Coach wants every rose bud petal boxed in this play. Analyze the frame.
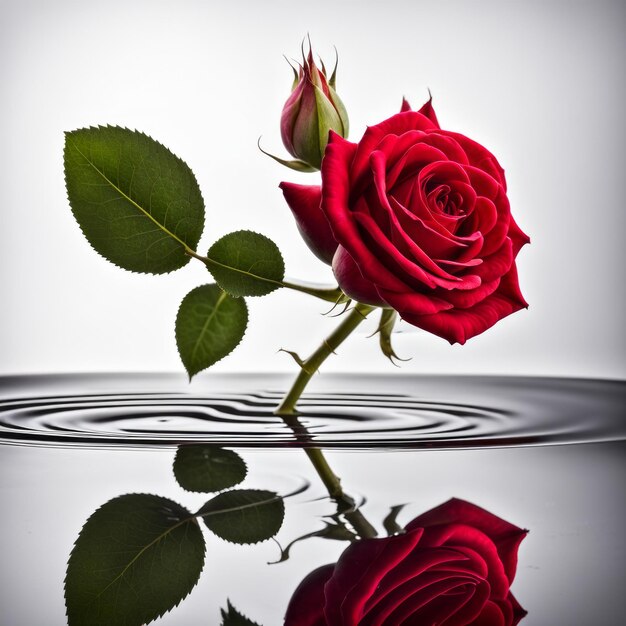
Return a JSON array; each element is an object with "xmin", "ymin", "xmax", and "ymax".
[
  {"xmin": 279, "ymin": 182, "xmax": 338, "ymax": 264},
  {"xmin": 284, "ymin": 564, "xmax": 333, "ymax": 626},
  {"xmin": 279, "ymin": 43, "xmax": 349, "ymax": 170}
]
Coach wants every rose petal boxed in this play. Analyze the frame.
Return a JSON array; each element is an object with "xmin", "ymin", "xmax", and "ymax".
[
  {"xmin": 473, "ymin": 239, "xmax": 514, "ymax": 284},
  {"xmin": 363, "ymin": 547, "xmax": 473, "ymax": 614},
  {"xmin": 508, "ymin": 215, "xmax": 531, "ymax": 256},
  {"xmin": 445, "ymin": 131, "xmax": 508, "ymax": 190},
  {"xmin": 391, "ymin": 195, "xmax": 484, "ymax": 262},
  {"xmin": 333, "ymin": 245, "xmax": 386, "ymax": 306},
  {"xmin": 380, "ymin": 577, "xmax": 490, "ymax": 626},
  {"xmin": 324, "ymin": 529, "xmax": 424, "ymax": 625},
  {"xmin": 400, "ymin": 97, "xmax": 412, "ymax": 113},
  {"xmin": 353, "ymin": 211, "xmax": 482, "ymax": 290},
  {"xmin": 379, "ymin": 288, "xmax": 453, "ymax": 316},
  {"xmin": 322, "ymin": 134, "xmax": 425, "ymax": 294},
  {"xmin": 284, "ymin": 563, "xmax": 334, "ymax": 626},
  {"xmin": 417, "ymin": 94, "xmax": 441, "ymax": 129},
  {"xmin": 407, "ymin": 498, "xmax": 528, "ymax": 584},
  {"xmin": 467, "ymin": 600, "xmax": 507, "ymax": 626},
  {"xmin": 370, "ymin": 151, "xmax": 465, "ymax": 283},
  {"xmin": 507, "ymin": 592, "xmax": 528, "ymax": 626},
  {"xmin": 351, "ymin": 112, "xmax": 439, "ymax": 183},
  {"xmin": 280, "ymin": 79, "xmax": 306, "ymax": 154},
  {"xmin": 385, "ymin": 136, "xmax": 449, "ymax": 190},
  {"xmin": 419, "ymin": 524, "xmax": 509, "ymax": 600},
  {"xmin": 400, "ymin": 264, "xmax": 528, "ymax": 344},
  {"xmin": 279, "ymin": 182, "xmax": 338, "ymax": 264},
  {"xmin": 463, "ymin": 196, "xmax": 498, "ymax": 238},
  {"xmin": 422, "ymin": 131, "xmax": 470, "ymax": 165},
  {"xmin": 430, "ymin": 278, "xmax": 501, "ymax": 310}
]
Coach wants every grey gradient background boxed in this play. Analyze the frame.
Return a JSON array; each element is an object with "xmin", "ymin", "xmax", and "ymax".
[{"xmin": 1, "ymin": 0, "xmax": 624, "ymax": 378}]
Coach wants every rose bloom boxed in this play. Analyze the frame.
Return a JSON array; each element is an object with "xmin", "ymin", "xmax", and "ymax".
[
  {"xmin": 285, "ymin": 498, "xmax": 527, "ymax": 626},
  {"xmin": 280, "ymin": 98, "xmax": 529, "ymax": 344}
]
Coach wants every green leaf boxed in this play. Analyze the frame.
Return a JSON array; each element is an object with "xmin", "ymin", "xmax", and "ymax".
[
  {"xmin": 65, "ymin": 494, "xmax": 205, "ymax": 626},
  {"xmin": 175, "ymin": 284, "xmax": 248, "ymax": 379},
  {"xmin": 198, "ymin": 489, "xmax": 285, "ymax": 544},
  {"xmin": 206, "ymin": 230, "xmax": 285, "ymax": 297},
  {"xmin": 173, "ymin": 445, "xmax": 247, "ymax": 493},
  {"xmin": 220, "ymin": 600, "xmax": 262, "ymax": 626},
  {"xmin": 64, "ymin": 126, "xmax": 204, "ymax": 274}
]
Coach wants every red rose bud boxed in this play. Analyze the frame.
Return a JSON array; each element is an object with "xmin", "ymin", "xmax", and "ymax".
[{"xmin": 280, "ymin": 44, "xmax": 349, "ymax": 170}]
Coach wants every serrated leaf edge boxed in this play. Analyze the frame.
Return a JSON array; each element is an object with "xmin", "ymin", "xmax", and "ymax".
[
  {"xmin": 205, "ymin": 229, "xmax": 286, "ymax": 298},
  {"xmin": 64, "ymin": 125, "xmax": 205, "ymax": 276},
  {"xmin": 198, "ymin": 489, "xmax": 285, "ymax": 546},
  {"xmin": 174, "ymin": 284, "xmax": 249, "ymax": 380},
  {"xmin": 220, "ymin": 599, "xmax": 262, "ymax": 626},
  {"xmin": 64, "ymin": 492, "xmax": 206, "ymax": 626},
  {"xmin": 172, "ymin": 446, "xmax": 249, "ymax": 494}
]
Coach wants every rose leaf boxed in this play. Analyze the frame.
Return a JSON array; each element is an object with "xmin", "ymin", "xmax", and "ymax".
[
  {"xmin": 173, "ymin": 445, "xmax": 248, "ymax": 493},
  {"xmin": 198, "ymin": 489, "xmax": 285, "ymax": 544},
  {"xmin": 64, "ymin": 126, "xmax": 205, "ymax": 274},
  {"xmin": 220, "ymin": 600, "xmax": 262, "ymax": 626},
  {"xmin": 64, "ymin": 494, "xmax": 205, "ymax": 626},
  {"xmin": 175, "ymin": 284, "xmax": 248, "ymax": 379},
  {"xmin": 205, "ymin": 230, "xmax": 285, "ymax": 297}
]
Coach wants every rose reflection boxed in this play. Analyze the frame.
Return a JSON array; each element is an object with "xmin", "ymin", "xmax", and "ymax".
[
  {"xmin": 65, "ymin": 443, "xmax": 528, "ymax": 625},
  {"xmin": 285, "ymin": 499, "xmax": 527, "ymax": 626}
]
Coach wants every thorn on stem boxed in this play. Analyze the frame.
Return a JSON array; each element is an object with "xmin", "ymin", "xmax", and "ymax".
[
  {"xmin": 322, "ymin": 340, "xmax": 337, "ymax": 355},
  {"xmin": 278, "ymin": 348, "xmax": 305, "ymax": 368}
]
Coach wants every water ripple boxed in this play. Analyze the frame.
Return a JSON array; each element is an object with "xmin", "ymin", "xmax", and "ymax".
[{"xmin": 0, "ymin": 374, "xmax": 623, "ymax": 450}]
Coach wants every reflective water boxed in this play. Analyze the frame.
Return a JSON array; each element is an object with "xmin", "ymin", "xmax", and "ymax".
[
  {"xmin": 0, "ymin": 374, "xmax": 624, "ymax": 625},
  {"xmin": 1, "ymin": 374, "xmax": 623, "ymax": 449}
]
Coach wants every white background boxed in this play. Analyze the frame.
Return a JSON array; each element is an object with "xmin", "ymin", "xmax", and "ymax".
[{"xmin": 1, "ymin": 0, "xmax": 624, "ymax": 378}]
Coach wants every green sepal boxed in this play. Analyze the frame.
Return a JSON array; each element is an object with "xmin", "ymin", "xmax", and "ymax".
[
  {"xmin": 314, "ymin": 83, "xmax": 343, "ymax": 159},
  {"xmin": 374, "ymin": 309, "xmax": 410, "ymax": 365},
  {"xmin": 257, "ymin": 139, "xmax": 317, "ymax": 172},
  {"xmin": 383, "ymin": 504, "xmax": 407, "ymax": 536}
]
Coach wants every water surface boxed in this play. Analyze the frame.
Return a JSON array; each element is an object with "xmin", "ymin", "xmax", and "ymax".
[{"xmin": 0, "ymin": 374, "xmax": 624, "ymax": 626}]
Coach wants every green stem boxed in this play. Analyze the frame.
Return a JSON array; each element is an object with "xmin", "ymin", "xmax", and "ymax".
[
  {"xmin": 189, "ymin": 244, "xmax": 377, "ymax": 537},
  {"xmin": 275, "ymin": 302, "xmax": 378, "ymax": 539},
  {"xmin": 281, "ymin": 278, "xmax": 348, "ymax": 305},
  {"xmin": 275, "ymin": 303, "xmax": 374, "ymax": 415},
  {"xmin": 186, "ymin": 249, "xmax": 347, "ymax": 304}
]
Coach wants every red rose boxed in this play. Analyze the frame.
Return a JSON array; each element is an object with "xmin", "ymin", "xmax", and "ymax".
[
  {"xmin": 280, "ymin": 98, "xmax": 529, "ymax": 344},
  {"xmin": 284, "ymin": 498, "xmax": 527, "ymax": 626}
]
